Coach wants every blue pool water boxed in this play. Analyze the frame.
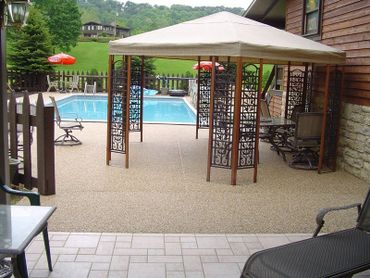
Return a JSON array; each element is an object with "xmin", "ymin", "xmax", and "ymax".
[{"xmin": 56, "ymin": 95, "xmax": 196, "ymax": 124}]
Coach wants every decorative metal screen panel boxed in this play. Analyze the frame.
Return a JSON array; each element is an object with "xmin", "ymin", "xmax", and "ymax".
[
  {"xmin": 210, "ymin": 64, "xmax": 236, "ymax": 169},
  {"xmin": 198, "ymin": 71, "xmax": 211, "ymax": 128},
  {"xmin": 305, "ymin": 70, "xmax": 313, "ymax": 112},
  {"xmin": 110, "ymin": 60, "xmax": 127, "ymax": 154},
  {"xmin": 287, "ymin": 69, "xmax": 305, "ymax": 118},
  {"xmin": 324, "ymin": 68, "xmax": 342, "ymax": 170},
  {"xmin": 238, "ymin": 64, "xmax": 259, "ymax": 169},
  {"xmin": 130, "ymin": 65, "xmax": 142, "ymax": 132}
]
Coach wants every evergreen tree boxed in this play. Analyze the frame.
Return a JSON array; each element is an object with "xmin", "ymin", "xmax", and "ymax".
[
  {"xmin": 8, "ymin": 7, "xmax": 54, "ymax": 73},
  {"xmin": 35, "ymin": 0, "xmax": 82, "ymax": 52}
]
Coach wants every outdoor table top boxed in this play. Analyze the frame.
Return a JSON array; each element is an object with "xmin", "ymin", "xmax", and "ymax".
[
  {"xmin": 0, "ymin": 205, "xmax": 56, "ymax": 255},
  {"xmin": 260, "ymin": 117, "xmax": 295, "ymax": 127}
]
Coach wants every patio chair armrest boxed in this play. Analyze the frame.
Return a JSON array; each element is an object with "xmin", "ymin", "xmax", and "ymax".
[
  {"xmin": 62, "ymin": 112, "xmax": 83, "ymax": 122},
  {"xmin": 313, "ymin": 203, "xmax": 362, "ymax": 237},
  {"xmin": 0, "ymin": 184, "xmax": 40, "ymax": 206}
]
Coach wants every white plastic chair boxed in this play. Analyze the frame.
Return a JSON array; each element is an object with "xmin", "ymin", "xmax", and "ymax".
[
  {"xmin": 84, "ymin": 82, "xmax": 96, "ymax": 95},
  {"xmin": 69, "ymin": 75, "xmax": 79, "ymax": 93},
  {"xmin": 46, "ymin": 75, "xmax": 59, "ymax": 92}
]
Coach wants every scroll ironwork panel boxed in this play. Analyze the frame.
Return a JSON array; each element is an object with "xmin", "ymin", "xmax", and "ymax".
[
  {"xmin": 305, "ymin": 70, "xmax": 313, "ymax": 112},
  {"xmin": 198, "ymin": 71, "xmax": 211, "ymax": 128},
  {"xmin": 287, "ymin": 69, "xmax": 305, "ymax": 119},
  {"xmin": 110, "ymin": 60, "xmax": 128, "ymax": 154},
  {"xmin": 323, "ymin": 69, "xmax": 342, "ymax": 171},
  {"xmin": 210, "ymin": 64, "xmax": 236, "ymax": 169},
  {"xmin": 130, "ymin": 65, "xmax": 142, "ymax": 132},
  {"xmin": 238, "ymin": 64, "xmax": 259, "ymax": 169}
]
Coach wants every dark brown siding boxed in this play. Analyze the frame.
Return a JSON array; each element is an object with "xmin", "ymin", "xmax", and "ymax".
[{"xmin": 286, "ymin": 0, "xmax": 370, "ymax": 106}]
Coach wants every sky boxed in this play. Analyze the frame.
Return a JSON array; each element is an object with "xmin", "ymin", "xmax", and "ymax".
[{"xmin": 121, "ymin": 0, "xmax": 253, "ymax": 9}]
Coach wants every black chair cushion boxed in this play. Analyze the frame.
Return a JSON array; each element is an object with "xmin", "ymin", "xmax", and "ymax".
[{"xmin": 241, "ymin": 229, "xmax": 370, "ymax": 278}]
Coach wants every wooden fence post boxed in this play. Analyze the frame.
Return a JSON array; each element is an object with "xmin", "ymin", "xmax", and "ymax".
[
  {"xmin": 36, "ymin": 93, "xmax": 55, "ymax": 195},
  {"xmin": 22, "ymin": 93, "xmax": 32, "ymax": 190},
  {"xmin": 8, "ymin": 94, "xmax": 17, "ymax": 160}
]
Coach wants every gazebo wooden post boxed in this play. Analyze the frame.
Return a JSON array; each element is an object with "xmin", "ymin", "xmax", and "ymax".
[
  {"xmin": 230, "ymin": 57, "xmax": 243, "ymax": 185},
  {"xmin": 206, "ymin": 56, "xmax": 216, "ymax": 182},
  {"xmin": 106, "ymin": 55, "xmax": 114, "ymax": 165},
  {"xmin": 318, "ymin": 65, "xmax": 331, "ymax": 173},
  {"xmin": 284, "ymin": 61, "xmax": 291, "ymax": 119},
  {"xmin": 332, "ymin": 65, "xmax": 346, "ymax": 171},
  {"xmin": 254, "ymin": 60, "xmax": 263, "ymax": 183},
  {"xmin": 140, "ymin": 56, "xmax": 145, "ymax": 142},
  {"xmin": 125, "ymin": 55, "xmax": 132, "ymax": 168},
  {"xmin": 196, "ymin": 56, "xmax": 201, "ymax": 139}
]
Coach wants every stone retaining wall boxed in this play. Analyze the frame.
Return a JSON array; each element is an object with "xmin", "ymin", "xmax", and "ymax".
[{"xmin": 338, "ymin": 103, "xmax": 370, "ymax": 182}]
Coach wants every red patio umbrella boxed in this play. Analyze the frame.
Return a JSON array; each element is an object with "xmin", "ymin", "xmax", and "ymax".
[
  {"xmin": 48, "ymin": 53, "xmax": 76, "ymax": 65},
  {"xmin": 192, "ymin": 61, "xmax": 225, "ymax": 72},
  {"xmin": 48, "ymin": 53, "xmax": 76, "ymax": 92}
]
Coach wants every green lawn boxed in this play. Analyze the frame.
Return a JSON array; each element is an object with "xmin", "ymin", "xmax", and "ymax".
[
  {"xmin": 54, "ymin": 42, "xmax": 108, "ymax": 73},
  {"xmin": 53, "ymin": 42, "xmax": 273, "ymax": 80},
  {"xmin": 154, "ymin": 59, "xmax": 196, "ymax": 76},
  {"xmin": 55, "ymin": 42, "xmax": 197, "ymax": 75}
]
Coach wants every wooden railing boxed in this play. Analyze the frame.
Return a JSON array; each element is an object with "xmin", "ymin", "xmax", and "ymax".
[
  {"xmin": 7, "ymin": 70, "xmax": 196, "ymax": 93},
  {"xmin": 8, "ymin": 93, "xmax": 55, "ymax": 195}
]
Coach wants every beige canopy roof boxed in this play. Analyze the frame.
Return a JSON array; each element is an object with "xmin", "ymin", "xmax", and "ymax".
[{"xmin": 109, "ymin": 11, "xmax": 345, "ymax": 65}]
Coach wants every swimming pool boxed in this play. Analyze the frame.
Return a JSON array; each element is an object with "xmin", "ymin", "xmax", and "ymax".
[{"xmin": 55, "ymin": 95, "xmax": 196, "ymax": 124}]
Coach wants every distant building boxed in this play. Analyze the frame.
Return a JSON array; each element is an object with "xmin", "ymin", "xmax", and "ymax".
[{"xmin": 81, "ymin": 22, "xmax": 130, "ymax": 38}]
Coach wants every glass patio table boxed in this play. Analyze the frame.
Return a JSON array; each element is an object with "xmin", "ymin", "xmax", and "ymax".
[{"xmin": 0, "ymin": 205, "xmax": 56, "ymax": 278}]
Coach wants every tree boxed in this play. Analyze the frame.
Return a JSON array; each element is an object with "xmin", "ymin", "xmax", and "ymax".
[
  {"xmin": 35, "ymin": 0, "xmax": 82, "ymax": 52},
  {"xmin": 8, "ymin": 7, "xmax": 54, "ymax": 73},
  {"xmin": 131, "ymin": 56, "xmax": 156, "ymax": 76}
]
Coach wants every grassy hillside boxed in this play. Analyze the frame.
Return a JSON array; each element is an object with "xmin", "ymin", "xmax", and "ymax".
[
  {"xmin": 55, "ymin": 42, "xmax": 196, "ymax": 75},
  {"xmin": 54, "ymin": 42, "xmax": 108, "ymax": 72},
  {"xmin": 54, "ymin": 42, "xmax": 273, "ymax": 85},
  {"xmin": 155, "ymin": 59, "xmax": 195, "ymax": 76}
]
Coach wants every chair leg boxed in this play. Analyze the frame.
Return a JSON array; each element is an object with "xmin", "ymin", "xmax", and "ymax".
[
  {"xmin": 55, "ymin": 129, "xmax": 82, "ymax": 146},
  {"xmin": 42, "ymin": 226, "xmax": 53, "ymax": 271}
]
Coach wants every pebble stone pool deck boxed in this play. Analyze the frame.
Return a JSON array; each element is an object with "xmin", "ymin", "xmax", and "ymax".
[{"xmin": 21, "ymin": 93, "xmax": 370, "ymax": 277}]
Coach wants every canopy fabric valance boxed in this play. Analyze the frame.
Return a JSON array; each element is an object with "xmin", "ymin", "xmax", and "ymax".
[{"xmin": 109, "ymin": 12, "xmax": 345, "ymax": 65}]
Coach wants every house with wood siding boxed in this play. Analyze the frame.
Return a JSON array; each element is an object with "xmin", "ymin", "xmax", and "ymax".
[
  {"xmin": 244, "ymin": 0, "xmax": 370, "ymax": 182},
  {"xmin": 81, "ymin": 22, "xmax": 130, "ymax": 38}
]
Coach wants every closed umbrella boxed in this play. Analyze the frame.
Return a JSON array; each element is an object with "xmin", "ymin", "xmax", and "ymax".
[
  {"xmin": 48, "ymin": 53, "xmax": 76, "ymax": 92},
  {"xmin": 192, "ymin": 61, "xmax": 225, "ymax": 72}
]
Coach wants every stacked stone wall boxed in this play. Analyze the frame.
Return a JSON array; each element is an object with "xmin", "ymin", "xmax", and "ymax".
[{"xmin": 338, "ymin": 103, "xmax": 370, "ymax": 182}]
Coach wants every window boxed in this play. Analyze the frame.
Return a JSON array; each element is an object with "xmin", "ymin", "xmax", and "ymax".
[{"xmin": 303, "ymin": 0, "xmax": 321, "ymax": 35}]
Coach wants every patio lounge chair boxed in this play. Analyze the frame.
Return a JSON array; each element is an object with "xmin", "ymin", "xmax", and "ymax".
[
  {"xmin": 49, "ymin": 96, "xmax": 84, "ymax": 146},
  {"xmin": 69, "ymin": 75, "xmax": 79, "ymax": 93},
  {"xmin": 0, "ymin": 183, "xmax": 53, "ymax": 273},
  {"xmin": 240, "ymin": 187, "xmax": 370, "ymax": 278},
  {"xmin": 46, "ymin": 75, "xmax": 59, "ymax": 92},
  {"xmin": 83, "ymin": 81, "xmax": 96, "ymax": 95}
]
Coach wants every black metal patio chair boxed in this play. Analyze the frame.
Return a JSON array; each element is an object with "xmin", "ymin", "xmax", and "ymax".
[
  {"xmin": 49, "ymin": 96, "xmax": 84, "ymax": 146},
  {"xmin": 240, "ymin": 188, "xmax": 370, "ymax": 278},
  {"xmin": 286, "ymin": 112, "xmax": 322, "ymax": 169}
]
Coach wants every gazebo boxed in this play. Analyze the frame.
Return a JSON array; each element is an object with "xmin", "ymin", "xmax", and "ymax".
[{"xmin": 106, "ymin": 12, "xmax": 346, "ymax": 185}]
